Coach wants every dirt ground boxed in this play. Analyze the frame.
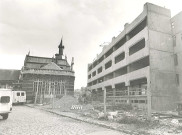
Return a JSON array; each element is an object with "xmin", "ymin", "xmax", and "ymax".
[{"xmin": 41, "ymin": 97, "xmax": 182, "ymax": 135}]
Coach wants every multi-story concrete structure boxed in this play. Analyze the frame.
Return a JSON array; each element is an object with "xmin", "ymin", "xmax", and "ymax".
[{"xmin": 87, "ymin": 3, "xmax": 182, "ymax": 111}]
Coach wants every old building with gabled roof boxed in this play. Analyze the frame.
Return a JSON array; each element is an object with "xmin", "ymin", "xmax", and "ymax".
[{"xmin": 20, "ymin": 38, "xmax": 75, "ymax": 102}]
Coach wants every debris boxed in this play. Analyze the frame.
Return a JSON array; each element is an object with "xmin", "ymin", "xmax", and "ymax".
[
  {"xmin": 43, "ymin": 95, "xmax": 78, "ymax": 111},
  {"xmin": 171, "ymin": 119, "xmax": 179, "ymax": 126},
  {"xmin": 98, "ymin": 112, "xmax": 105, "ymax": 119},
  {"xmin": 154, "ymin": 116, "xmax": 159, "ymax": 121},
  {"xmin": 108, "ymin": 111, "xmax": 118, "ymax": 117},
  {"xmin": 108, "ymin": 115, "xmax": 114, "ymax": 121}
]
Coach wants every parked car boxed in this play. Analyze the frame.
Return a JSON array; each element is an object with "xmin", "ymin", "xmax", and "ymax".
[
  {"xmin": 0, "ymin": 88, "xmax": 13, "ymax": 120},
  {"xmin": 12, "ymin": 91, "xmax": 26, "ymax": 104}
]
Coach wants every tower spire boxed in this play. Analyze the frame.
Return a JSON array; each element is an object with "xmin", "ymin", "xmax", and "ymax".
[
  {"xmin": 58, "ymin": 36, "xmax": 64, "ymax": 56},
  {"xmin": 55, "ymin": 36, "xmax": 65, "ymax": 60}
]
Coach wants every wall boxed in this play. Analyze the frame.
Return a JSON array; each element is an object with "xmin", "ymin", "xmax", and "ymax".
[
  {"xmin": 22, "ymin": 74, "xmax": 75, "ymax": 102},
  {"xmin": 147, "ymin": 3, "xmax": 178, "ymax": 110},
  {"xmin": 171, "ymin": 12, "xmax": 182, "ymax": 101}
]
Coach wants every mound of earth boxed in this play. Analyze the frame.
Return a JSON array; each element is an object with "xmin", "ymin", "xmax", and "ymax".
[{"xmin": 43, "ymin": 95, "xmax": 79, "ymax": 111}]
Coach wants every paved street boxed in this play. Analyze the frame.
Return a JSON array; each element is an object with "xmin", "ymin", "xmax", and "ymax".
[{"xmin": 0, "ymin": 106, "xmax": 126, "ymax": 135}]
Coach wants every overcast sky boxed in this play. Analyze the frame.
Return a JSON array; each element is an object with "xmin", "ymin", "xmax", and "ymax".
[{"xmin": 0, "ymin": 0, "xmax": 181, "ymax": 89}]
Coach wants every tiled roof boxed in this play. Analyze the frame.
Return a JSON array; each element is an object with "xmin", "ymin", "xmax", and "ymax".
[
  {"xmin": 24, "ymin": 55, "xmax": 70, "ymax": 69},
  {"xmin": 40, "ymin": 62, "xmax": 62, "ymax": 70},
  {"xmin": 0, "ymin": 69, "xmax": 20, "ymax": 81}
]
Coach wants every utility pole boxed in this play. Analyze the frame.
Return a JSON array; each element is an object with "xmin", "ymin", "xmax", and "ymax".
[
  {"xmin": 34, "ymin": 79, "xmax": 39, "ymax": 105},
  {"xmin": 51, "ymin": 82, "xmax": 54, "ymax": 109},
  {"xmin": 64, "ymin": 82, "xmax": 67, "ymax": 95},
  {"xmin": 147, "ymin": 78, "xmax": 151, "ymax": 120},
  {"xmin": 103, "ymin": 88, "xmax": 106, "ymax": 116},
  {"xmin": 53, "ymin": 81, "xmax": 55, "ymax": 108},
  {"xmin": 40, "ymin": 81, "xmax": 43, "ymax": 104}
]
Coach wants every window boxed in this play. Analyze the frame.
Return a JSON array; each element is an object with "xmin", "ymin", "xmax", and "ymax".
[
  {"xmin": 114, "ymin": 36, "xmax": 126, "ymax": 51},
  {"xmin": 114, "ymin": 66, "xmax": 127, "ymax": 77},
  {"xmin": 88, "ymin": 65, "xmax": 92, "ymax": 71},
  {"xmin": 139, "ymin": 100, "xmax": 146, "ymax": 104},
  {"xmin": 105, "ymin": 48, "xmax": 113, "ymax": 58},
  {"xmin": 128, "ymin": 17, "xmax": 147, "ymax": 40},
  {"xmin": 129, "ymin": 56, "xmax": 149, "ymax": 72},
  {"xmin": 97, "ymin": 67, "xmax": 102, "ymax": 74},
  {"xmin": 88, "ymin": 74, "xmax": 91, "ymax": 79},
  {"xmin": 115, "ymin": 52, "xmax": 125, "ymax": 64},
  {"xmin": 93, "ymin": 80, "xmax": 97, "ymax": 85},
  {"xmin": 174, "ymin": 54, "xmax": 178, "ymax": 66},
  {"xmin": 17, "ymin": 92, "xmax": 20, "ymax": 96},
  {"xmin": 0, "ymin": 96, "xmax": 10, "ymax": 103},
  {"xmin": 104, "ymin": 73, "xmax": 113, "ymax": 81},
  {"xmin": 105, "ymin": 60, "xmax": 112, "ymax": 69},
  {"xmin": 98, "ymin": 56, "xmax": 104, "ymax": 64},
  {"xmin": 98, "ymin": 77, "xmax": 104, "ymax": 83},
  {"xmin": 129, "ymin": 38, "xmax": 145, "ymax": 56},
  {"xmin": 93, "ymin": 60, "xmax": 98, "ymax": 68},
  {"xmin": 21, "ymin": 92, "xmax": 25, "ymax": 96},
  {"xmin": 92, "ymin": 71, "xmax": 96, "ymax": 77},
  {"xmin": 134, "ymin": 100, "xmax": 138, "ymax": 103}
]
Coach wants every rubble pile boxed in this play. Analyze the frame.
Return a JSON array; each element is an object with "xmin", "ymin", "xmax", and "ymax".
[
  {"xmin": 43, "ymin": 95, "xmax": 79, "ymax": 111},
  {"xmin": 55, "ymin": 95, "xmax": 79, "ymax": 111}
]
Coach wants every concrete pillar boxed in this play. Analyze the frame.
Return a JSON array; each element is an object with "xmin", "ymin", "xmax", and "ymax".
[
  {"xmin": 127, "ymin": 86, "xmax": 130, "ymax": 103},
  {"xmin": 113, "ymin": 88, "xmax": 116, "ymax": 104},
  {"xmin": 113, "ymin": 71, "xmax": 116, "ymax": 78},
  {"xmin": 103, "ymin": 88, "xmax": 107, "ymax": 115},
  {"xmin": 126, "ymin": 65, "xmax": 130, "ymax": 104},
  {"xmin": 147, "ymin": 78, "xmax": 151, "ymax": 120},
  {"xmin": 126, "ymin": 81, "xmax": 130, "ymax": 104}
]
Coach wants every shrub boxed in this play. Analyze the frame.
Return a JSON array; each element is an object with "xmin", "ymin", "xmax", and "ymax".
[{"xmin": 118, "ymin": 115, "xmax": 151, "ymax": 128}]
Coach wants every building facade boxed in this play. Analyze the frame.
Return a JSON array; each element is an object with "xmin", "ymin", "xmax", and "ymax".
[
  {"xmin": 87, "ymin": 3, "xmax": 182, "ymax": 111},
  {"xmin": 0, "ymin": 69, "xmax": 20, "ymax": 89},
  {"xmin": 20, "ymin": 39, "xmax": 75, "ymax": 102}
]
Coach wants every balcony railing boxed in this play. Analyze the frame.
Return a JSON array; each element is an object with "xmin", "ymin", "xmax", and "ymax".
[
  {"xmin": 106, "ymin": 88, "xmax": 147, "ymax": 98},
  {"xmin": 129, "ymin": 88, "xmax": 147, "ymax": 96}
]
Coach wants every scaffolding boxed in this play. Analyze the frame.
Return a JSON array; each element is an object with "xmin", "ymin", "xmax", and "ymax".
[{"xmin": 33, "ymin": 79, "xmax": 66, "ymax": 106}]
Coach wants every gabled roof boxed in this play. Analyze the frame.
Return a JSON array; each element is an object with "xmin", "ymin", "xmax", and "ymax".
[
  {"xmin": 24, "ymin": 55, "xmax": 70, "ymax": 69},
  {"xmin": 40, "ymin": 62, "xmax": 62, "ymax": 70},
  {"xmin": 0, "ymin": 69, "xmax": 20, "ymax": 81}
]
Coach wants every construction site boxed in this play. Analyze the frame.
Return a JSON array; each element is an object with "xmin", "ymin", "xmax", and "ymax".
[
  {"xmin": 19, "ymin": 4, "xmax": 182, "ymax": 134},
  {"xmin": 0, "ymin": 2, "xmax": 182, "ymax": 135}
]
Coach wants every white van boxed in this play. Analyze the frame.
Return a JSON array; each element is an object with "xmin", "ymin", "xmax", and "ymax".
[
  {"xmin": 12, "ymin": 91, "xmax": 26, "ymax": 104},
  {"xmin": 0, "ymin": 89, "xmax": 12, "ymax": 120}
]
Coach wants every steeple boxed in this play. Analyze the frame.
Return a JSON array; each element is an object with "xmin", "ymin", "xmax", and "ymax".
[
  {"xmin": 58, "ymin": 37, "xmax": 64, "ymax": 56},
  {"xmin": 71, "ymin": 57, "xmax": 74, "ymax": 71},
  {"xmin": 55, "ymin": 37, "xmax": 64, "ymax": 60}
]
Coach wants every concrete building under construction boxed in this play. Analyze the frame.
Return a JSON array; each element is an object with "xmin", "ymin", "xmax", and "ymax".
[
  {"xmin": 87, "ymin": 3, "xmax": 182, "ymax": 111},
  {"xmin": 20, "ymin": 39, "xmax": 75, "ymax": 102}
]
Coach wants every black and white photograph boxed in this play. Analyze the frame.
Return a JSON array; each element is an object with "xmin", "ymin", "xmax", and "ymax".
[{"xmin": 0, "ymin": 0, "xmax": 182, "ymax": 134}]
